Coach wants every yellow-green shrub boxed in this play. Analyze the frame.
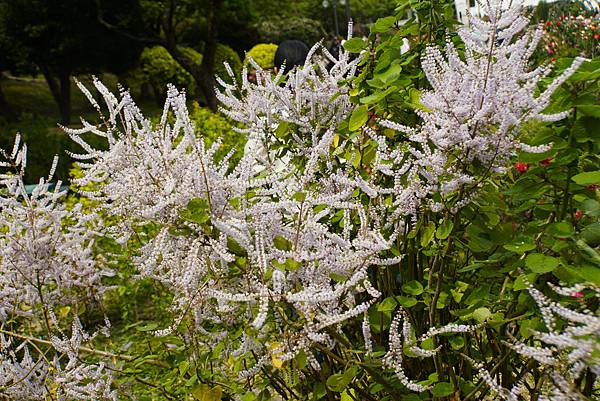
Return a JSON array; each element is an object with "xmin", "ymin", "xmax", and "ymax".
[{"xmin": 244, "ymin": 43, "xmax": 278, "ymax": 70}]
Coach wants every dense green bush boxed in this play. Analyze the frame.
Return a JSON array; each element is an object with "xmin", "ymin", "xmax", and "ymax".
[
  {"xmin": 244, "ymin": 43, "xmax": 278, "ymax": 69},
  {"xmin": 214, "ymin": 43, "xmax": 243, "ymax": 83},
  {"xmin": 134, "ymin": 44, "xmax": 240, "ymax": 101},
  {"xmin": 254, "ymin": 16, "xmax": 325, "ymax": 46},
  {"xmin": 136, "ymin": 45, "xmax": 202, "ymax": 101}
]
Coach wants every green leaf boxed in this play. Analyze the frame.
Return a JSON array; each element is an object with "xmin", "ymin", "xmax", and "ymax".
[
  {"xmin": 375, "ymin": 64, "xmax": 402, "ymax": 84},
  {"xmin": 191, "ymin": 384, "xmax": 222, "ymax": 401},
  {"xmin": 275, "ymin": 121, "xmax": 289, "ymax": 138},
  {"xmin": 473, "ymin": 307, "xmax": 491, "ymax": 323},
  {"xmin": 581, "ymin": 199, "xmax": 600, "ymax": 217},
  {"xmin": 464, "ymin": 285, "xmax": 489, "ymax": 306},
  {"xmin": 377, "ymin": 296, "xmax": 398, "ymax": 312},
  {"xmin": 402, "ymin": 280, "xmax": 424, "ymax": 296},
  {"xmin": 421, "ymin": 337, "xmax": 434, "ymax": 350},
  {"xmin": 296, "ymin": 349, "xmax": 307, "ymax": 370},
  {"xmin": 241, "ymin": 392, "xmax": 256, "ymax": 401},
  {"xmin": 371, "ymin": 16, "xmax": 396, "ymax": 32},
  {"xmin": 572, "ymin": 171, "xmax": 600, "ymax": 185},
  {"xmin": 292, "ymin": 191, "xmax": 307, "ymax": 202},
  {"xmin": 436, "ymin": 291, "xmax": 449, "ymax": 309},
  {"xmin": 343, "ymin": 37, "xmax": 367, "ymax": 53},
  {"xmin": 283, "ymin": 258, "xmax": 301, "ymax": 271},
  {"xmin": 313, "ymin": 382, "xmax": 327, "ymax": 400},
  {"xmin": 577, "ymin": 264, "xmax": 600, "ymax": 285},
  {"xmin": 273, "ymin": 235, "xmax": 292, "ymax": 251},
  {"xmin": 578, "ymin": 105, "xmax": 600, "ymax": 118},
  {"xmin": 227, "ymin": 237, "xmax": 247, "ymax": 256},
  {"xmin": 360, "ymin": 87, "xmax": 395, "ymax": 104},
  {"xmin": 186, "ymin": 374, "xmax": 198, "ymax": 386},
  {"xmin": 450, "ymin": 281, "xmax": 469, "ymax": 302},
  {"xmin": 397, "ymin": 295, "xmax": 418, "ymax": 307},
  {"xmin": 326, "ymin": 366, "xmax": 356, "ymax": 392},
  {"xmin": 431, "ymin": 382, "xmax": 454, "ymax": 398},
  {"xmin": 136, "ymin": 323, "xmax": 158, "ymax": 332},
  {"xmin": 181, "ymin": 197, "xmax": 210, "ymax": 224},
  {"xmin": 525, "ymin": 253, "xmax": 559, "ymax": 273},
  {"xmin": 341, "ymin": 389, "xmax": 356, "ymax": 401},
  {"xmin": 366, "ymin": 78, "xmax": 386, "ymax": 88},
  {"xmin": 575, "ymin": 240, "xmax": 600, "ymax": 267},
  {"xmin": 349, "ymin": 105, "xmax": 368, "ymax": 131},
  {"xmin": 581, "ymin": 223, "xmax": 600, "ymax": 246},
  {"xmin": 421, "ymin": 221, "xmax": 436, "ymax": 247},
  {"xmin": 547, "ymin": 221, "xmax": 574, "ymax": 238},
  {"xmin": 449, "ymin": 336, "xmax": 465, "ymax": 350},
  {"xmin": 466, "ymin": 225, "xmax": 493, "ymax": 252},
  {"xmin": 514, "ymin": 274, "xmax": 536, "ymax": 291},
  {"xmin": 504, "ymin": 239, "xmax": 536, "ymax": 254},
  {"xmin": 179, "ymin": 361, "xmax": 189, "ymax": 376},
  {"xmin": 436, "ymin": 219, "xmax": 454, "ymax": 240}
]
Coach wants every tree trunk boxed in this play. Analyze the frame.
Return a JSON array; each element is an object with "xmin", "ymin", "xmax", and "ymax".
[
  {"xmin": 97, "ymin": 0, "xmax": 223, "ymax": 110},
  {"xmin": 163, "ymin": 0, "xmax": 223, "ymax": 111},
  {"xmin": 58, "ymin": 72, "xmax": 71, "ymax": 125},
  {"xmin": 198, "ymin": 0, "xmax": 223, "ymax": 111},
  {"xmin": 140, "ymin": 81, "xmax": 152, "ymax": 100},
  {"xmin": 41, "ymin": 67, "xmax": 71, "ymax": 125}
]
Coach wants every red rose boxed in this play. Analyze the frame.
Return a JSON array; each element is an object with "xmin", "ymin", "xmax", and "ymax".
[
  {"xmin": 575, "ymin": 210, "xmax": 583, "ymax": 220},
  {"xmin": 515, "ymin": 161, "xmax": 529, "ymax": 173},
  {"xmin": 595, "ymin": 33, "xmax": 599, "ymax": 40}
]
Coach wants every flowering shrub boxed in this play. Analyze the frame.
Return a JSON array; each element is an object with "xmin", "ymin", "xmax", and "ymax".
[
  {"xmin": 1, "ymin": 1, "xmax": 599, "ymax": 400},
  {"xmin": 541, "ymin": 13, "xmax": 600, "ymax": 61},
  {"xmin": 0, "ymin": 136, "xmax": 116, "ymax": 400}
]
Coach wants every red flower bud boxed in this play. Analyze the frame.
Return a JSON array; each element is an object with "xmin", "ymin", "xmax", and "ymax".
[
  {"xmin": 575, "ymin": 210, "xmax": 583, "ymax": 220},
  {"xmin": 540, "ymin": 157, "xmax": 553, "ymax": 166},
  {"xmin": 515, "ymin": 161, "xmax": 529, "ymax": 173},
  {"xmin": 587, "ymin": 184, "xmax": 598, "ymax": 191}
]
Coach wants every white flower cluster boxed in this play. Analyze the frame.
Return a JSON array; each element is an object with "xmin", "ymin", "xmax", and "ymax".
[
  {"xmin": 68, "ymin": 62, "xmax": 396, "ymax": 374},
  {"xmin": 368, "ymin": 1, "xmax": 585, "ymax": 224},
  {"xmin": 461, "ymin": 282, "xmax": 600, "ymax": 401},
  {"xmin": 0, "ymin": 319, "xmax": 116, "ymax": 401},
  {"xmin": 216, "ymin": 27, "xmax": 361, "ymax": 173},
  {"xmin": 383, "ymin": 309, "xmax": 478, "ymax": 392},
  {"xmin": 512, "ymin": 284, "xmax": 599, "ymax": 400},
  {"xmin": 0, "ymin": 135, "xmax": 113, "ymax": 320},
  {"xmin": 0, "ymin": 136, "xmax": 116, "ymax": 400}
]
